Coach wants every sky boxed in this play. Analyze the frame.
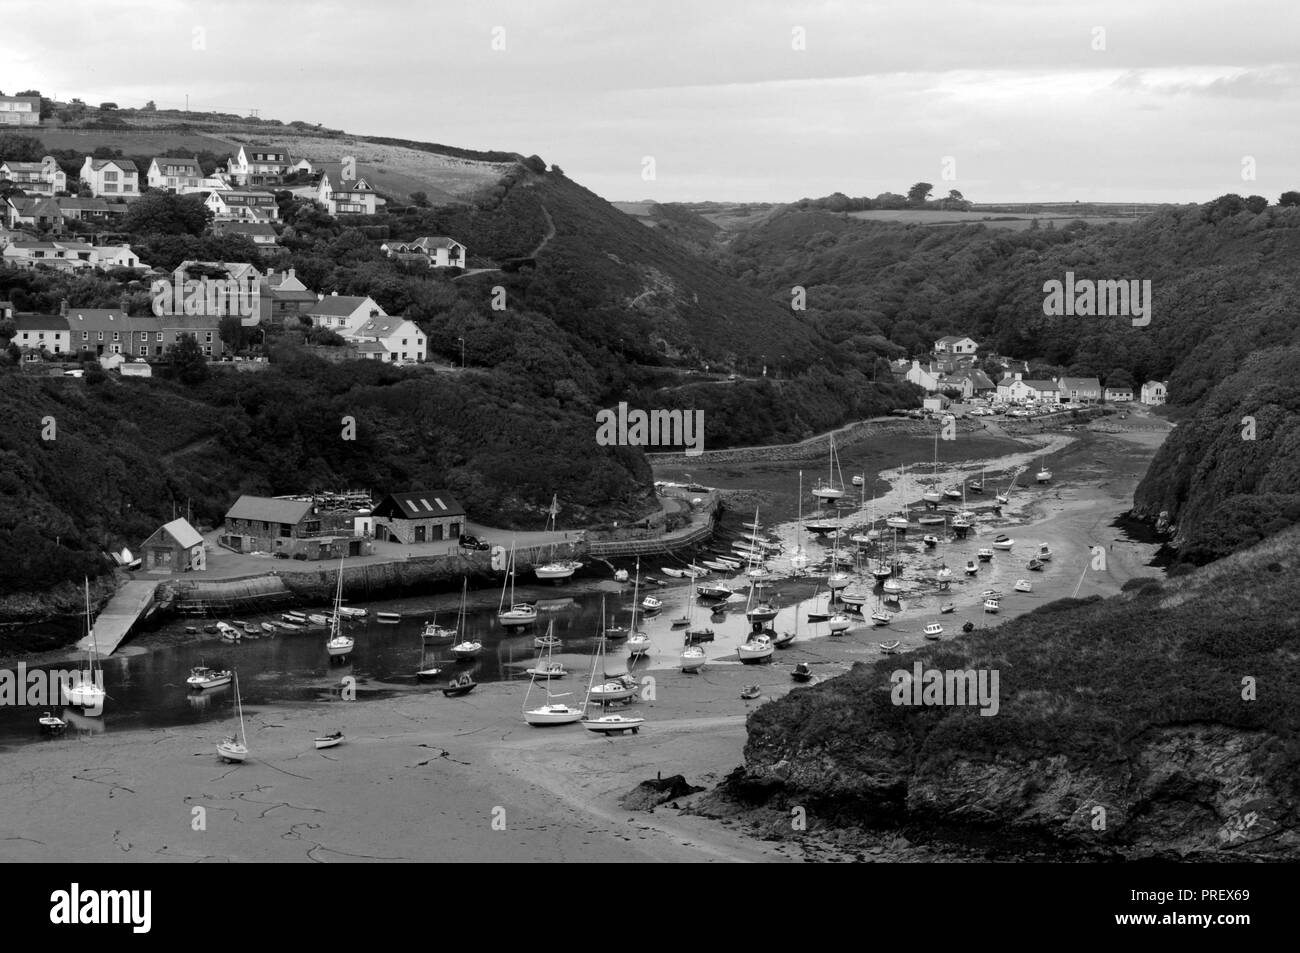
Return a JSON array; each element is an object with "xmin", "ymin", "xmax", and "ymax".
[{"xmin": 3, "ymin": 0, "xmax": 1298, "ymax": 204}]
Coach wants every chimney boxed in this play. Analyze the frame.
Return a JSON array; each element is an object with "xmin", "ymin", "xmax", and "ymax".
[
  {"xmin": 1014, "ymin": 372, "xmax": 1022, "ymax": 381},
  {"xmin": 317, "ymin": 293, "xmax": 324, "ymax": 301},
  {"xmin": 331, "ymin": 291, "xmax": 338, "ymax": 296},
  {"xmin": 59, "ymin": 299, "xmax": 69, "ymax": 317}
]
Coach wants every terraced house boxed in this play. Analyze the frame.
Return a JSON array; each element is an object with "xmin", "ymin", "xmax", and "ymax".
[
  {"xmin": 11, "ymin": 314, "xmax": 71, "ymax": 356},
  {"xmin": 79, "ymin": 157, "xmax": 139, "ymax": 198}
]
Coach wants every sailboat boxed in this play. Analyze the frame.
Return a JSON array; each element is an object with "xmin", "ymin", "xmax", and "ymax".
[
  {"xmin": 325, "ymin": 557, "xmax": 354, "ymax": 660},
  {"xmin": 523, "ymin": 635, "xmax": 586, "ymax": 727},
  {"xmin": 789, "ymin": 471, "xmax": 809, "ymax": 574},
  {"xmin": 626, "ymin": 558, "xmax": 652, "ymax": 657},
  {"xmin": 811, "ymin": 433, "xmax": 846, "ymax": 501},
  {"xmin": 995, "ymin": 474, "xmax": 1013, "ymax": 505},
  {"xmin": 450, "ymin": 580, "xmax": 482, "ymax": 660},
  {"xmin": 870, "ymin": 597, "xmax": 892, "ymax": 626},
  {"xmin": 826, "ymin": 527, "xmax": 851, "ymax": 591},
  {"xmin": 498, "ymin": 542, "xmax": 538, "ymax": 627},
  {"xmin": 534, "ymin": 494, "xmax": 583, "ymax": 580},
  {"xmin": 420, "ymin": 604, "xmax": 456, "ymax": 643},
  {"xmin": 968, "ymin": 466, "xmax": 985, "ymax": 494},
  {"xmin": 216, "ymin": 671, "xmax": 249, "ymax": 763},
  {"xmin": 65, "ymin": 579, "xmax": 106, "ymax": 713},
  {"xmin": 885, "ymin": 462, "xmax": 910, "ymax": 530},
  {"xmin": 1036, "ymin": 456, "xmax": 1052, "ymax": 483},
  {"xmin": 923, "ymin": 428, "xmax": 943, "ymax": 504},
  {"xmin": 582, "ymin": 631, "xmax": 646, "ymax": 734},
  {"xmin": 951, "ymin": 479, "xmax": 973, "ymax": 538}
]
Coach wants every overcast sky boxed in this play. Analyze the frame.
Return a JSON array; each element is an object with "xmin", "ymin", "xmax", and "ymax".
[{"xmin": 4, "ymin": 0, "xmax": 1297, "ymax": 204}]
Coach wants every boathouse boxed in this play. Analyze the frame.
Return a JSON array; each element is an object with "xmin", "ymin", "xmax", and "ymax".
[
  {"xmin": 371, "ymin": 490, "xmax": 465, "ymax": 544},
  {"xmin": 140, "ymin": 517, "xmax": 206, "ymax": 572}
]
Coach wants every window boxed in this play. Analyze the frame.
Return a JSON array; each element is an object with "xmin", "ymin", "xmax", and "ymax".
[
  {"xmin": 37, "ymin": 332, "xmax": 44, "ymax": 339},
  {"xmin": 304, "ymin": 521, "xmax": 321, "ymax": 535},
  {"xmin": 139, "ymin": 345, "xmax": 147, "ymax": 355},
  {"xmin": 205, "ymin": 332, "xmax": 213, "ymax": 343},
  {"xmin": 104, "ymin": 184, "xmax": 117, "ymax": 193},
  {"xmin": 104, "ymin": 171, "xmax": 118, "ymax": 182},
  {"xmin": 113, "ymin": 331, "xmax": 119, "ymax": 341},
  {"xmin": 83, "ymin": 331, "xmax": 88, "ymax": 341},
  {"xmin": 97, "ymin": 331, "xmax": 103, "ymax": 341}
]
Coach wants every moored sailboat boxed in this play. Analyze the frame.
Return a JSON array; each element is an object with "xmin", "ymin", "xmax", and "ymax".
[{"xmin": 216, "ymin": 671, "xmax": 249, "ymax": 763}]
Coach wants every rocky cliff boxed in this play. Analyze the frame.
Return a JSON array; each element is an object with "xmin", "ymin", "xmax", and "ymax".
[{"xmin": 707, "ymin": 525, "xmax": 1300, "ymax": 861}]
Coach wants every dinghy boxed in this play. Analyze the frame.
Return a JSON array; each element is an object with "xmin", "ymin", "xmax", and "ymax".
[
  {"xmin": 791, "ymin": 662, "xmax": 813, "ymax": 682},
  {"xmin": 442, "ymin": 672, "xmax": 477, "ymax": 697},
  {"xmin": 740, "ymin": 685, "xmax": 761, "ymax": 699},
  {"xmin": 992, "ymin": 535, "xmax": 1014, "ymax": 550},
  {"xmin": 1014, "ymin": 579, "xmax": 1033, "ymax": 593},
  {"xmin": 878, "ymin": 640, "xmax": 901, "ymax": 654},
  {"xmin": 977, "ymin": 548, "xmax": 994, "ymax": 562},
  {"xmin": 314, "ymin": 731, "xmax": 344, "ymax": 750},
  {"xmin": 923, "ymin": 622, "xmax": 943, "ymax": 639},
  {"xmin": 940, "ymin": 602, "xmax": 955, "ymax": 614},
  {"xmin": 984, "ymin": 599, "xmax": 1000, "ymax": 613}
]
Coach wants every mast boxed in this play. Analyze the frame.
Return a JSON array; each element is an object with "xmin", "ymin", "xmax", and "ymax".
[
  {"xmin": 234, "ymin": 671, "xmax": 246, "ymax": 747},
  {"xmin": 581, "ymin": 598, "xmax": 605, "ymax": 715},
  {"xmin": 630, "ymin": 557, "xmax": 641, "ymax": 633}
]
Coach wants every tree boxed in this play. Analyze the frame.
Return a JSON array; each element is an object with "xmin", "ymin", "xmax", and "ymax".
[
  {"xmin": 0, "ymin": 133, "xmax": 45, "ymax": 162},
  {"xmin": 907, "ymin": 182, "xmax": 934, "ymax": 205},
  {"xmin": 218, "ymin": 315, "xmax": 248, "ymax": 353},
  {"xmin": 99, "ymin": 102, "xmax": 118, "ymax": 111},
  {"xmin": 1244, "ymin": 195, "xmax": 1268, "ymax": 214},
  {"xmin": 948, "ymin": 189, "xmax": 964, "ymax": 202},
  {"xmin": 409, "ymin": 191, "xmax": 430, "ymax": 208},
  {"xmin": 121, "ymin": 191, "xmax": 212, "ymax": 236},
  {"xmin": 142, "ymin": 100, "xmax": 157, "ymax": 111},
  {"xmin": 1278, "ymin": 191, "xmax": 1300, "ymax": 208},
  {"xmin": 1105, "ymin": 367, "xmax": 1134, "ymax": 389},
  {"xmin": 166, "ymin": 333, "xmax": 210, "ymax": 385}
]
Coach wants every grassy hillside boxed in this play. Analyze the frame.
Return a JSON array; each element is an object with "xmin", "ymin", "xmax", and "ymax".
[{"xmin": 722, "ymin": 523, "xmax": 1300, "ymax": 859}]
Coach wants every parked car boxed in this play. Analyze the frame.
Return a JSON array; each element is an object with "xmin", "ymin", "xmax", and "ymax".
[{"xmin": 459, "ymin": 533, "xmax": 490, "ymax": 551}]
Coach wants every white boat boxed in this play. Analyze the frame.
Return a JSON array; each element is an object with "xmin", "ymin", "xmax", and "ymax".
[
  {"xmin": 1014, "ymin": 579, "xmax": 1033, "ymax": 592},
  {"xmin": 640, "ymin": 595, "xmax": 662, "ymax": 613},
  {"xmin": 660, "ymin": 567, "xmax": 685, "ymax": 579},
  {"xmin": 937, "ymin": 565, "xmax": 953, "ymax": 583},
  {"xmin": 315, "ymin": 731, "xmax": 344, "ymax": 749},
  {"xmin": 1037, "ymin": 544, "xmax": 1053, "ymax": 561},
  {"xmin": 583, "ymin": 713, "xmax": 645, "ymax": 735},
  {"xmin": 811, "ymin": 434, "xmax": 847, "ymax": 500},
  {"xmin": 984, "ymin": 599, "xmax": 1000, "ymax": 613},
  {"xmin": 325, "ymin": 557, "xmax": 354, "ymax": 660},
  {"xmin": 497, "ymin": 543, "xmax": 538, "ymax": 626},
  {"xmin": 827, "ymin": 612, "xmax": 852, "ymax": 633},
  {"xmin": 627, "ymin": 632, "xmax": 651, "ymax": 656},
  {"xmin": 882, "ymin": 577, "xmax": 903, "ymax": 594},
  {"xmin": 924, "ymin": 622, "xmax": 943, "ymax": 639},
  {"xmin": 1036, "ymin": 457, "xmax": 1052, "ymax": 483},
  {"xmin": 589, "ymin": 672, "xmax": 639, "ymax": 704},
  {"xmin": 992, "ymin": 535, "xmax": 1015, "ymax": 550},
  {"xmin": 852, "ymin": 474, "xmax": 864, "ymax": 487},
  {"xmin": 613, "ymin": 569, "xmax": 629, "ymax": 583},
  {"xmin": 964, "ymin": 560, "xmax": 979, "ymax": 575},
  {"xmin": 977, "ymin": 548, "xmax": 994, "ymax": 561},
  {"xmin": 534, "ymin": 494, "xmax": 582, "ymax": 581},
  {"xmin": 308, "ymin": 613, "xmax": 332, "ymax": 627},
  {"xmin": 337, "ymin": 606, "xmax": 367, "ymax": 619},
  {"xmin": 922, "ymin": 534, "xmax": 940, "ymax": 547},
  {"xmin": 65, "ymin": 579, "xmax": 106, "ymax": 714},
  {"xmin": 524, "ymin": 618, "xmax": 593, "ymax": 728},
  {"xmin": 217, "ymin": 621, "xmax": 241, "ymax": 642},
  {"xmin": 451, "ymin": 637, "xmax": 482, "ymax": 660},
  {"xmin": 375, "ymin": 611, "xmax": 402, "ymax": 623},
  {"xmin": 870, "ymin": 600, "xmax": 891, "ymax": 626},
  {"xmin": 680, "ymin": 641, "xmax": 708, "ymax": 672},
  {"xmin": 216, "ymin": 671, "xmax": 249, "ymax": 763},
  {"xmin": 421, "ymin": 619, "xmax": 456, "ymax": 644},
  {"xmin": 885, "ymin": 515, "xmax": 909, "ymax": 531},
  {"xmin": 39, "ymin": 712, "xmax": 67, "ymax": 732},
  {"xmin": 968, "ymin": 468, "xmax": 985, "ymax": 494},
  {"xmin": 526, "ymin": 660, "xmax": 568, "ymax": 678},
  {"xmin": 839, "ymin": 587, "xmax": 870, "ymax": 608},
  {"xmin": 737, "ymin": 633, "xmax": 774, "ymax": 663},
  {"xmin": 282, "ymin": 612, "xmax": 308, "ymax": 623},
  {"xmin": 697, "ymin": 582, "xmax": 734, "ymax": 600},
  {"xmin": 187, "ymin": 665, "xmax": 232, "ymax": 690}
]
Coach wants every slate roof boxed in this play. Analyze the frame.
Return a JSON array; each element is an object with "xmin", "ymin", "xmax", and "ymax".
[
  {"xmin": 375, "ymin": 491, "xmax": 465, "ymax": 520},
  {"xmin": 157, "ymin": 517, "xmax": 203, "ymax": 549},
  {"xmin": 225, "ymin": 495, "xmax": 314, "ymax": 525}
]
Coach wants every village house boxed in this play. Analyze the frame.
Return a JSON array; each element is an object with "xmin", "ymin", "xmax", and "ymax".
[
  {"xmin": 56, "ymin": 197, "xmax": 125, "ymax": 222},
  {"xmin": 64, "ymin": 307, "xmax": 132, "ymax": 356},
  {"xmin": 938, "ymin": 367, "xmax": 996, "ymax": 400},
  {"xmin": 305, "ymin": 293, "xmax": 386, "ymax": 331},
  {"xmin": 1105, "ymin": 385, "xmax": 1134, "ymax": 402},
  {"xmin": 381, "ymin": 236, "xmax": 467, "ymax": 269},
  {"xmin": 79, "ymin": 157, "xmax": 139, "ymax": 199},
  {"xmin": 140, "ymin": 518, "xmax": 206, "ymax": 573},
  {"xmin": 258, "ymin": 268, "xmax": 317, "ymax": 323},
  {"xmin": 220, "ymin": 494, "xmax": 372, "ymax": 559},
  {"xmin": 349, "ymin": 315, "xmax": 427, "ymax": 363},
  {"xmin": 1056, "ymin": 376, "xmax": 1103, "ymax": 404},
  {"xmin": 1140, "ymin": 381, "xmax": 1168, "ymax": 405},
  {"xmin": 933, "ymin": 335, "xmax": 979, "ymax": 356},
  {"xmin": 212, "ymin": 220, "xmax": 280, "ymax": 248},
  {"xmin": 129, "ymin": 313, "xmax": 226, "ymax": 360},
  {"xmin": 227, "ymin": 145, "xmax": 290, "ymax": 187},
  {"xmin": 0, "ymin": 95, "xmax": 40, "ymax": 126},
  {"xmin": 146, "ymin": 156, "xmax": 204, "ymax": 193},
  {"xmin": 10, "ymin": 314, "xmax": 71, "ymax": 355},
  {"xmin": 0, "ymin": 157, "xmax": 67, "ymax": 195},
  {"xmin": 166, "ymin": 260, "xmax": 264, "ymax": 324},
  {"xmin": 2, "ymin": 240, "xmax": 144, "ymax": 272},
  {"xmin": 205, "ymin": 189, "xmax": 279, "ymax": 222},
  {"xmin": 371, "ymin": 491, "xmax": 465, "ymax": 544},
  {"xmin": 4, "ymin": 195, "xmax": 63, "ymax": 231},
  {"xmin": 0, "ymin": 300, "xmax": 13, "ymax": 319},
  {"xmin": 904, "ymin": 359, "xmax": 942, "ymax": 392},
  {"xmin": 997, "ymin": 372, "xmax": 1059, "ymax": 403},
  {"xmin": 318, "ymin": 165, "xmax": 378, "ymax": 216}
]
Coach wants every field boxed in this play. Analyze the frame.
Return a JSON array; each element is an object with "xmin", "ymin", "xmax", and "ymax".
[{"xmin": 846, "ymin": 208, "xmax": 1139, "ymax": 230}]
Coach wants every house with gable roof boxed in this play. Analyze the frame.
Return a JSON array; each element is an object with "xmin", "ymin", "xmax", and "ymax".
[
  {"xmin": 140, "ymin": 518, "xmax": 206, "ymax": 572},
  {"xmin": 934, "ymin": 335, "xmax": 979, "ymax": 356},
  {"xmin": 318, "ymin": 160, "xmax": 378, "ymax": 216},
  {"xmin": 0, "ymin": 157, "xmax": 67, "ymax": 195},
  {"xmin": 371, "ymin": 490, "xmax": 465, "ymax": 545},
  {"xmin": 349, "ymin": 314, "xmax": 427, "ymax": 363},
  {"xmin": 147, "ymin": 156, "xmax": 204, "ymax": 193},
  {"xmin": 1057, "ymin": 376, "xmax": 1102, "ymax": 404},
  {"xmin": 381, "ymin": 236, "xmax": 466, "ymax": 269},
  {"xmin": 305, "ymin": 293, "xmax": 386, "ymax": 332},
  {"xmin": 220, "ymin": 494, "xmax": 371, "ymax": 558},
  {"xmin": 79, "ymin": 157, "xmax": 139, "ymax": 198},
  {"xmin": 227, "ymin": 145, "xmax": 289, "ymax": 187}
]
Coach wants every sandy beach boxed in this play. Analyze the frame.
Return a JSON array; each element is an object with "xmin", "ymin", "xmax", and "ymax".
[{"xmin": 0, "ymin": 413, "xmax": 1171, "ymax": 863}]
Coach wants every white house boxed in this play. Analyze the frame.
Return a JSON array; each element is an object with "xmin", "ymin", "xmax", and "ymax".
[
  {"xmin": 0, "ymin": 157, "xmax": 67, "ymax": 196},
  {"xmin": 146, "ymin": 157, "xmax": 204, "ymax": 193},
  {"xmin": 1140, "ymin": 381, "xmax": 1168, "ymax": 406},
  {"xmin": 2, "ymin": 240, "xmax": 144, "ymax": 272},
  {"xmin": 1105, "ymin": 386, "xmax": 1134, "ymax": 402},
  {"xmin": 905, "ymin": 359, "xmax": 942, "ymax": 392},
  {"xmin": 934, "ymin": 335, "xmax": 979, "ymax": 356},
  {"xmin": 318, "ymin": 167, "xmax": 378, "ymax": 216},
  {"xmin": 227, "ymin": 145, "xmax": 289, "ymax": 187},
  {"xmin": 349, "ymin": 315, "xmax": 427, "ymax": 363},
  {"xmin": 1057, "ymin": 376, "xmax": 1102, "ymax": 403},
  {"xmin": 11, "ymin": 314, "xmax": 71, "ymax": 354},
  {"xmin": 79, "ymin": 157, "xmax": 139, "ymax": 198},
  {"xmin": 382, "ymin": 236, "xmax": 467, "ymax": 269},
  {"xmin": 205, "ymin": 189, "xmax": 279, "ymax": 222},
  {"xmin": 998, "ymin": 373, "xmax": 1059, "ymax": 403},
  {"xmin": 213, "ymin": 221, "xmax": 279, "ymax": 247},
  {"xmin": 305, "ymin": 293, "xmax": 387, "ymax": 332}
]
